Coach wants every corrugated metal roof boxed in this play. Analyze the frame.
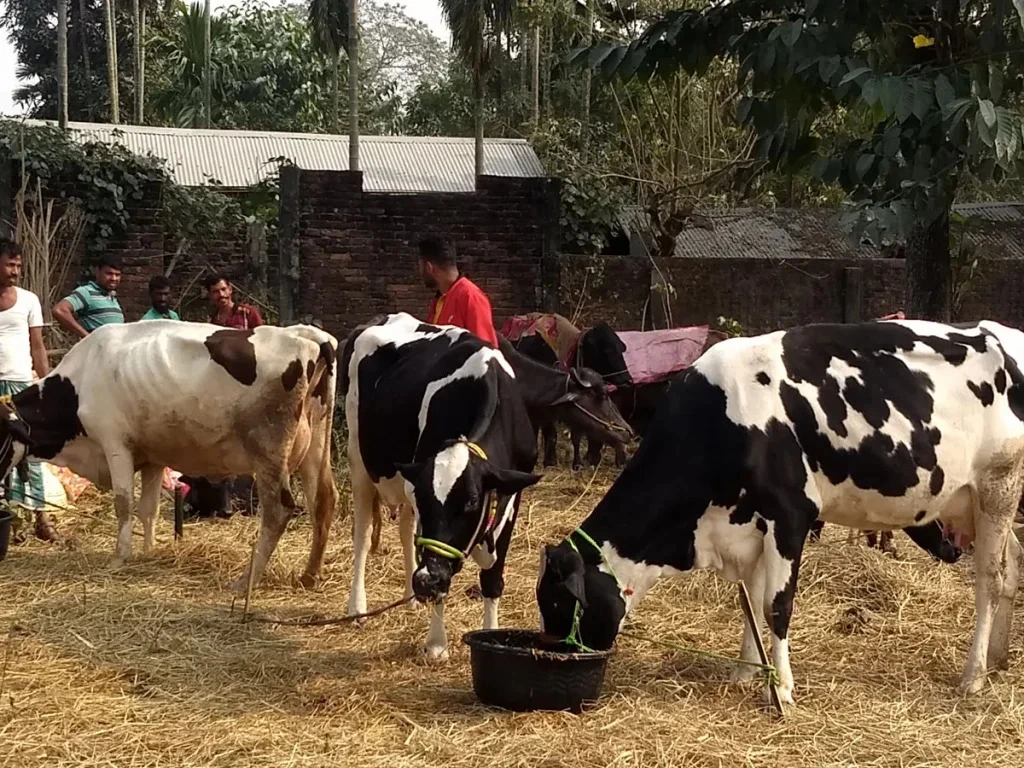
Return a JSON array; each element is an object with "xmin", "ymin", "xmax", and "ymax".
[
  {"xmin": 620, "ymin": 203, "xmax": 1024, "ymax": 260},
  {"xmin": 19, "ymin": 120, "xmax": 547, "ymax": 192}
]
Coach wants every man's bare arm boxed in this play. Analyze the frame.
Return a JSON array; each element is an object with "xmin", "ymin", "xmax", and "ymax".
[
  {"xmin": 29, "ymin": 326, "xmax": 49, "ymax": 378},
  {"xmin": 52, "ymin": 300, "xmax": 88, "ymax": 340}
]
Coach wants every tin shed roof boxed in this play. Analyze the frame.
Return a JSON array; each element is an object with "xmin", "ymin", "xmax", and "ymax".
[{"xmin": 19, "ymin": 120, "xmax": 547, "ymax": 192}]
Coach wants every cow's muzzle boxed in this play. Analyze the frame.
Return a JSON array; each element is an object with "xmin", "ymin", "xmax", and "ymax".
[{"xmin": 412, "ymin": 562, "xmax": 453, "ymax": 603}]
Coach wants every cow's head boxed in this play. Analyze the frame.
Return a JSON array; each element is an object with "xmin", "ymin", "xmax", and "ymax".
[
  {"xmin": 536, "ymin": 539, "xmax": 625, "ymax": 651},
  {"xmin": 398, "ymin": 440, "xmax": 541, "ymax": 602},
  {"xmin": 557, "ymin": 367, "xmax": 635, "ymax": 447},
  {"xmin": 578, "ymin": 323, "xmax": 633, "ymax": 389},
  {"xmin": 0, "ymin": 401, "xmax": 34, "ymax": 482}
]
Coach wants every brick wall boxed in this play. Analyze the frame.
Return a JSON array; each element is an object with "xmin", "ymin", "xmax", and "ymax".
[{"xmin": 284, "ymin": 168, "xmax": 561, "ymax": 338}]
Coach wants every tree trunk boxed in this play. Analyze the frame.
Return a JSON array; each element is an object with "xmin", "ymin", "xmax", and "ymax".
[
  {"xmin": 203, "ymin": 0, "xmax": 212, "ymax": 127},
  {"xmin": 904, "ymin": 209, "xmax": 951, "ymax": 321},
  {"xmin": 77, "ymin": 0, "xmax": 92, "ymax": 85},
  {"xmin": 542, "ymin": 24, "xmax": 553, "ymax": 119},
  {"xmin": 57, "ymin": 0, "xmax": 68, "ymax": 128},
  {"xmin": 332, "ymin": 52, "xmax": 340, "ymax": 133},
  {"xmin": 474, "ymin": 65, "xmax": 484, "ymax": 178},
  {"xmin": 139, "ymin": 6, "xmax": 146, "ymax": 124},
  {"xmin": 531, "ymin": 25, "xmax": 539, "ymax": 124},
  {"xmin": 103, "ymin": 0, "xmax": 119, "ymax": 123},
  {"xmin": 132, "ymin": 0, "xmax": 141, "ymax": 123},
  {"xmin": 582, "ymin": 0, "xmax": 592, "ymax": 156},
  {"xmin": 348, "ymin": 0, "xmax": 359, "ymax": 171}
]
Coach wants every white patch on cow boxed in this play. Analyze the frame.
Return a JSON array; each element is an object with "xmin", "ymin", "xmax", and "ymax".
[
  {"xmin": 470, "ymin": 495, "xmax": 516, "ymax": 568},
  {"xmin": 483, "ymin": 597, "xmax": 499, "ymax": 630},
  {"xmin": 425, "ymin": 600, "xmax": 449, "ymax": 661},
  {"xmin": 692, "ymin": 506, "xmax": 766, "ymax": 583},
  {"xmin": 431, "ymin": 442, "xmax": 470, "ymax": 504},
  {"xmin": 601, "ymin": 542, "xmax": 662, "ymax": 618}
]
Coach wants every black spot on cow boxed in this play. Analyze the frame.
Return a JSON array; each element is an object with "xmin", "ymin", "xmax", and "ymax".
[
  {"xmin": 770, "ymin": 564, "xmax": 800, "ymax": 640},
  {"xmin": 306, "ymin": 359, "xmax": 316, "ymax": 382},
  {"xmin": 1, "ymin": 376, "xmax": 86, "ymax": 464},
  {"xmin": 930, "ymin": 466, "xmax": 945, "ymax": 496},
  {"xmin": 843, "ymin": 376, "xmax": 890, "ymax": 429},
  {"xmin": 281, "ymin": 359, "xmax": 303, "ymax": 391},
  {"xmin": 968, "ymin": 380, "xmax": 995, "ymax": 406},
  {"xmin": 818, "ymin": 375, "xmax": 847, "ymax": 437},
  {"xmin": 755, "ymin": 517, "xmax": 768, "ymax": 534},
  {"xmin": 995, "ymin": 369, "xmax": 1008, "ymax": 394},
  {"xmin": 205, "ymin": 329, "xmax": 257, "ymax": 385},
  {"xmin": 281, "ymin": 487, "xmax": 296, "ymax": 509},
  {"xmin": 915, "ymin": 510, "xmax": 927, "ymax": 522},
  {"xmin": 997, "ymin": 343, "xmax": 1024, "ymax": 422},
  {"xmin": 756, "ymin": 372, "xmax": 771, "ymax": 386}
]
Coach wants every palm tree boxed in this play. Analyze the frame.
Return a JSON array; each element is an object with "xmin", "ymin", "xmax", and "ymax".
[
  {"xmin": 132, "ymin": 0, "xmax": 142, "ymax": 122},
  {"xmin": 203, "ymin": 0, "xmax": 211, "ymax": 126},
  {"xmin": 103, "ymin": 0, "xmax": 119, "ymax": 122},
  {"xmin": 307, "ymin": 0, "xmax": 357, "ymax": 170},
  {"xmin": 438, "ymin": 0, "xmax": 517, "ymax": 178},
  {"xmin": 57, "ymin": 0, "xmax": 68, "ymax": 127}
]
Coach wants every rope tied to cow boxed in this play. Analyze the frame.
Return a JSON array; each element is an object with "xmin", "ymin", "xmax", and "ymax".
[
  {"xmin": 562, "ymin": 527, "xmax": 781, "ymax": 688},
  {"xmin": 237, "ymin": 594, "xmax": 417, "ymax": 627}
]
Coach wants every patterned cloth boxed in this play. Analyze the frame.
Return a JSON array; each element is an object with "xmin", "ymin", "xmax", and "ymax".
[
  {"xmin": 63, "ymin": 281, "xmax": 124, "ymax": 331},
  {"xmin": 0, "ymin": 380, "xmax": 45, "ymax": 515},
  {"xmin": 499, "ymin": 312, "xmax": 581, "ymax": 366}
]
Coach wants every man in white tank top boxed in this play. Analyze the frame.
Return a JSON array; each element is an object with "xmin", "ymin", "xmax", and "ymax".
[{"xmin": 0, "ymin": 238, "xmax": 53, "ymax": 541}]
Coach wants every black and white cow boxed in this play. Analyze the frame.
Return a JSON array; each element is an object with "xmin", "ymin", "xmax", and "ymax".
[
  {"xmin": 536, "ymin": 319, "xmax": 1024, "ymax": 705},
  {"xmin": 343, "ymin": 313, "xmax": 542, "ymax": 659}
]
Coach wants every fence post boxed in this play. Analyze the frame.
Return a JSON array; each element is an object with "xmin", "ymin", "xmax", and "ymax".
[
  {"xmin": 278, "ymin": 165, "xmax": 300, "ymax": 326},
  {"xmin": 843, "ymin": 266, "xmax": 864, "ymax": 323}
]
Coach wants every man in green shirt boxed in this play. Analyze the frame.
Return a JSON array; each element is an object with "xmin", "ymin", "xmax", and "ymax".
[
  {"xmin": 53, "ymin": 255, "xmax": 125, "ymax": 338},
  {"xmin": 141, "ymin": 275, "xmax": 181, "ymax": 321}
]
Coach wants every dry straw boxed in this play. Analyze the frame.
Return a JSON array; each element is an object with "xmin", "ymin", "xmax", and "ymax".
[{"xmin": 1, "ymin": 456, "xmax": 1023, "ymax": 768}]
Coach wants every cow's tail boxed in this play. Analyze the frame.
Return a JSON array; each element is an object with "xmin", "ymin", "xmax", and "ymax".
[{"xmin": 298, "ymin": 330, "xmax": 340, "ymax": 587}]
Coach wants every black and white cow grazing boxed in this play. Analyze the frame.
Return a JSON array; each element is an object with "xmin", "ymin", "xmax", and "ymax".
[
  {"xmin": 536, "ymin": 319, "xmax": 1024, "ymax": 705},
  {"xmin": 342, "ymin": 313, "xmax": 541, "ymax": 659},
  {"xmin": 0, "ymin": 320, "xmax": 339, "ymax": 590}
]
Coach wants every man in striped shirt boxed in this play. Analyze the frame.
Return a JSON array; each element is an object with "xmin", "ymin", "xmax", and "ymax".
[{"xmin": 53, "ymin": 255, "xmax": 125, "ymax": 338}]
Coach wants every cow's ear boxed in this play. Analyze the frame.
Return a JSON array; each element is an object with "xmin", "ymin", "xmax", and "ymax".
[
  {"xmin": 395, "ymin": 462, "xmax": 423, "ymax": 484},
  {"xmin": 484, "ymin": 466, "xmax": 542, "ymax": 495},
  {"xmin": 544, "ymin": 544, "xmax": 588, "ymax": 607},
  {"xmin": 569, "ymin": 367, "xmax": 592, "ymax": 388}
]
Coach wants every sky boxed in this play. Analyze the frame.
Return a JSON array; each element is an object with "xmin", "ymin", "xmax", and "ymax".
[{"xmin": 0, "ymin": 0, "xmax": 449, "ymax": 117}]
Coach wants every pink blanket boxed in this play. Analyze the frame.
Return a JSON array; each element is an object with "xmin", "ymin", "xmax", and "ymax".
[{"xmin": 617, "ymin": 326, "xmax": 711, "ymax": 386}]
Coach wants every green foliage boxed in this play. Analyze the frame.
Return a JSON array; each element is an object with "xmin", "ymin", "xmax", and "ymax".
[
  {"xmin": 582, "ymin": 0, "xmax": 1024, "ymax": 246},
  {"xmin": 0, "ymin": 119, "xmax": 247, "ymax": 261}
]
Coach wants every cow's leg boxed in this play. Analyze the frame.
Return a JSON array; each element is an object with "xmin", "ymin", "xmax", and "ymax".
[
  {"xmin": 541, "ymin": 421, "xmax": 558, "ymax": 468},
  {"xmin": 760, "ymin": 521, "xmax": 806, "ymax": 706},
  {"xmin": 479, "ymin": 495, "xmax": 519, "ymax": 630},
  {"xmin": 570, "ymin": 427, "xmax": 584, "ymax": 471},
  {"xmin": 346, "ymin": 466, "xmax": 376, "ymax": 616},
  {"xmin": 137, "ymin": 464, "xmax": 164, "ymax": 553},
  {"xmin": 399, "ymin": 504, "xmax": 416, "ymax": 602},
  {"xmin": 733, "ymin": 552, "xmax": 768, "ymax": 683},
  {"xmin": 585, "ymin": 438, "xmax": 603, "ymax": 467},
  {"xmin": 107, "ymin": 449, "xmax": 136, "ymax": 563},
  {"xmin": 988, "ymin": 533, "xmax": 1020, "ymax": 671},
  {"xmin": 231, "ymin": 470, "xmax": 292, "ymax": 594},
  {"xmin": 424, "ymin": 599, "xmax": 449, "ymax": 662},
  {"xmin": 298, "ymin": 418, "xmax": 337, "ymax": 589},
  {"xmin": 614, "ymin": 443, "xmax": 627, "ymax": 467},
  {"xmin": 961, "ymin": 472, "xmax": 1020, "ymax": 695}
]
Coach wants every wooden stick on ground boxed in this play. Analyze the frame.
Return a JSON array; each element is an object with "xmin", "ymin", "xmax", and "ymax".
[{"xmin": 737, "ymin": 581, "xmax": 784, "ymax": 717}]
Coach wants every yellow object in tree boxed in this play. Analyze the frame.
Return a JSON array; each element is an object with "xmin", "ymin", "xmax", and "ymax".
[{"xmin": 913, "ymin": 34, "xmax": 935, "ymax": 48}]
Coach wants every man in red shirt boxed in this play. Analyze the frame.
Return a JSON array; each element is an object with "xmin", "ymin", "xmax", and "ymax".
[
  {"xmin": 205, "ymin": 273, "xmax": 265, "ymax": 330},
  {"xmin": 418, "ymin": 237, "xmax": 498, "ymax": 346}
]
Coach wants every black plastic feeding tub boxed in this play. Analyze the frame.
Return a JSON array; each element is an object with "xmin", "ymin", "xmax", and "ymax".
[{"xmin": 462, "ymin": 629, "xmax": 614, "ymax": 713}]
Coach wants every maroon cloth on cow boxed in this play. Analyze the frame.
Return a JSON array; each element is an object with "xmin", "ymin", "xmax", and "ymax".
[{"xmin": 617, "ymin": 326, "xmax": 710, "ymax": 386}]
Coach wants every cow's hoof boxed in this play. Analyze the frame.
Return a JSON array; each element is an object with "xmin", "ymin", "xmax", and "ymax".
[
  {"xmin": 297, "ymin": 572, "xmax": 319, "ymax": 590},
  {"xmin": 764, "ymin": 683, "xmax": 795, "ymax": 708},
  {"xmin": 228, "ymin": 576, "xmax": 250, "ymax": 596},
  {"xmin": 109, "ymin": 556, "xmax": 127, "ymax": 570},
  {"xmin": 959, "ymin": 673, "xmax": 987, "ymax": 696},
  {"xmin": 423, "ymin": 645, "xmax": 449, "ymax": 663},
  {"xmin": 730, "ymin": 663, "xmax": 760, "ymax": 684}
]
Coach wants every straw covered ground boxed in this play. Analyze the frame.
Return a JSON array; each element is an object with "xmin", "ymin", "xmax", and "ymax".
[{"xmin": 2, "ymin": 453, "xmax": 1024, "ymax": 768}]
